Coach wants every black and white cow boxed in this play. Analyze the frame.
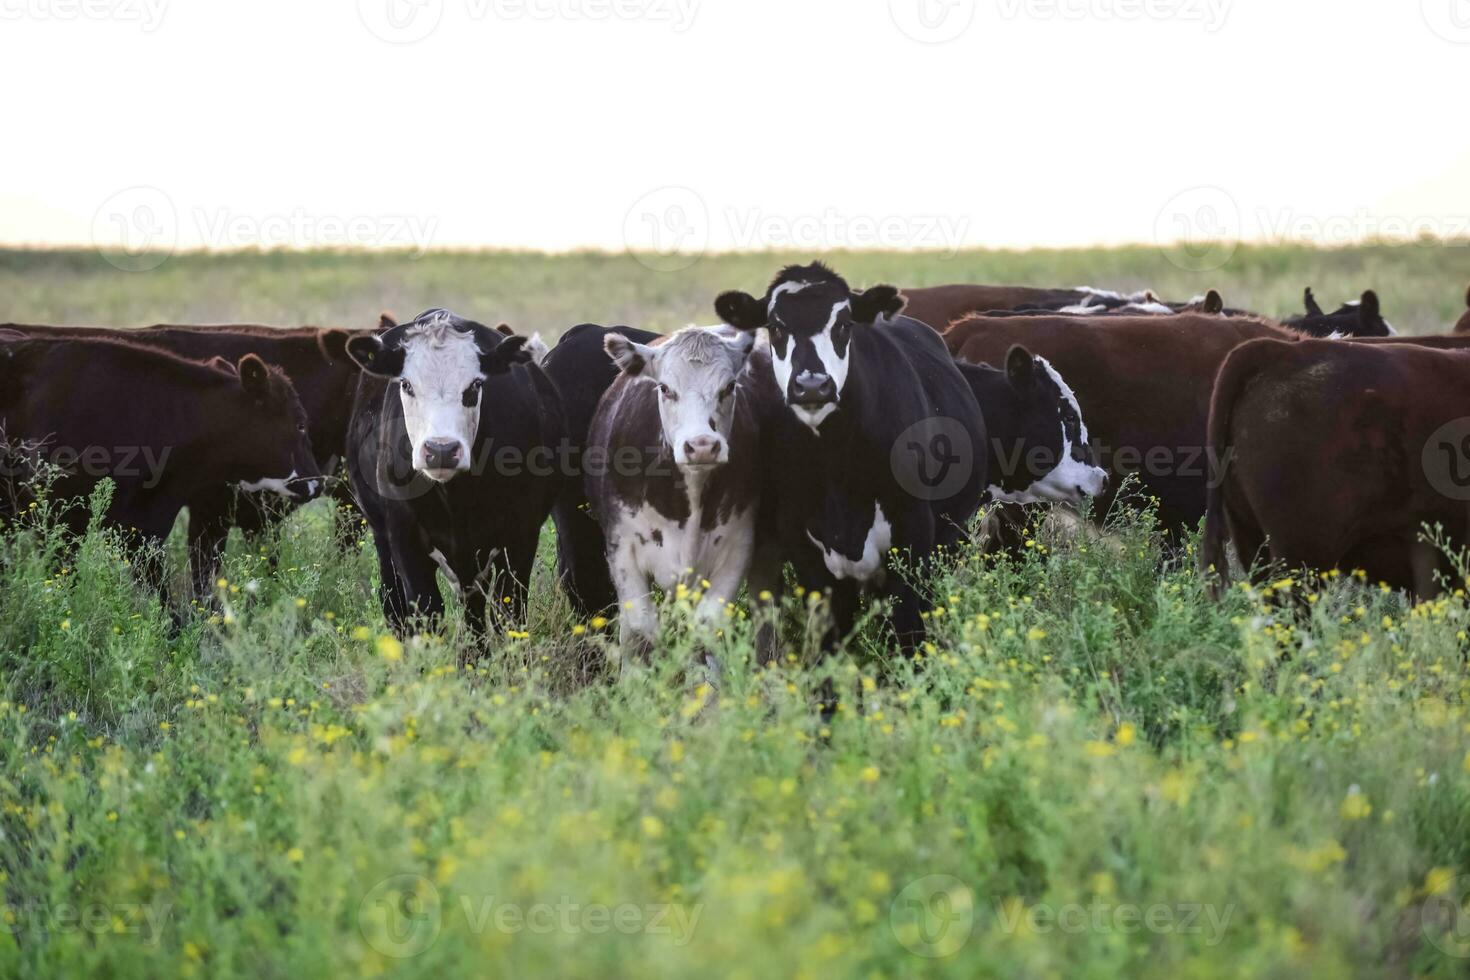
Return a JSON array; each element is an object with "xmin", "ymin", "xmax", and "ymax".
[
  {"xmin": 345, "ymin": 309, "xmax": 566, "ymax": 647},
  {"xmin": 956, "ymin": 346, "xmax": 1108, "ymax": 507},
  {"xmin": 1284, "ymin": 288, "xmax": 1395, "ymax": 338},
  {"xmin": 586, "ymin": 325, "xmax": 776, "ymax": 660},
  {"xmin": 714, "ymin": 262, "xmax": 987, "ymax": 652}
]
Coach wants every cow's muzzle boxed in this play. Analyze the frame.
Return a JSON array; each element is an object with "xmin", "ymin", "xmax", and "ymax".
[{"xmin": 789, "ymin": 373, "xmax": 836, "ymax": 407}]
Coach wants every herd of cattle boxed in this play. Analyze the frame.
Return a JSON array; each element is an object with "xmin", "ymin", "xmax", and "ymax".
[{"xmin": 4, "ymin": 264, "xmax": 1470, "ymax": 661}]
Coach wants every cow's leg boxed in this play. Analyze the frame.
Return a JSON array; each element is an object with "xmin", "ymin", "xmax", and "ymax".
[
  {"xmin": 690, "ymin": 527, "xmax": 756, "ymax": 682},
  {"xmin": 551, "ymin": 493, "xmax": 617, "ymax": 616},
  {"xmin": 607, "ymin": 535, "xmax": 656, "ymax": 665},
  {"xmin": 1410, "ymin": 536, "xmax": 1444, "ymax": 601},
  {"xmin": 388, "ymin": 538, "xmax": 445, "ymax": 636},
  {"xmin": 746, "ymin": 535, "xmax": 786, "ymax": 666}
]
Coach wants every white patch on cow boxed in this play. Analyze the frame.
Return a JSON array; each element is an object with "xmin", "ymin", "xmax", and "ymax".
[
  {"xmin": 1118, "ymin": 301, "xmax": 1175, "ymax": 315},
  {"xmin": 239, "ymin": 470, "xmax": 318, "ymax": 499},
  {"xmin": 1324, "ymin": 331, "xmax": 1346, "ymax": 340},
  {"xmin": 1383, "ymin": 321, "xmax": 1397, "ymax": 335},
  {"xmin": 989, "ymin": 357, "xmax": 1108, "ymax": 506},
  {"xmin": 396, "ymin": 314, "xmax": 486, "ymax": 480},
  {"xmin": 1186, "ymin": 294, "xmax": 1208, "ymax": 306},
  {"xmin": 606, "ymin": 484, "xmax": 756, "ymax": 653},
  {"xmin": 1075, "ymin": 286, "xmax": 1124, "ymax": 302},
  {"xmin": 524, "ymin": 332, "xmax": 550, "ymax": 365},
  {"xmin": 637, "ymin": 325, "xmax": 751, "ymax": 470},
  {"xmin": 767, "ymin": 279, "xmax": 810, "ymax": 312},
  {"xmin": 1059, "ymin": 303, "xmax": 1107, "ymax": 315},
  {"xmin": 429, "ymin": 548, "xmax": 461, "ymax": 592},
  {"xmin": 807, "ymin": 502, "xmax": 892, "ymax": 584}
]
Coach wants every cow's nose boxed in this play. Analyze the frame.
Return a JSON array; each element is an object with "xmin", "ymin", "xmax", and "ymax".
[
  {"xmin": 683, "ymin": 435, "xmax": 722, "ymax": 466},
  {"xmin": 790, "ymin": 373, "xmax": 836, "ymax": 406},
  {"xmin": 286, "ymin": 475, "xmax": 322, "ymax": 501},
  {"xmin": 423, "ymin": 439, "xmax": 462, "ymax": 471}
]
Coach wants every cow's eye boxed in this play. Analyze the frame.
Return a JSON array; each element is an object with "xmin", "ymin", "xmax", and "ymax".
[
  {"xmin": 719, "ymin": 382, "xmax": 736, "ymax": 401},
  {"xmin": 467, "ymin": 379, "xmax": 483, "ymax": 396},
  {"xmin": 400, "ymin": 380, "xmax": 415, "ymax": 398},
  {"xmin": 657, "ymin": 383, "xmax": 678, "ymax": 402},
  {"xmin": 297, "ymin": 423, "xmax": 307, "ymax": 434}
]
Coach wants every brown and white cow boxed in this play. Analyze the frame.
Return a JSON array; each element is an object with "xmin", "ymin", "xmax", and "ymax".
[
  {"xmin": 587, "ymin": 325, "xmax": 774, "ymax": 660},
  {"xmin": 942, "ymin": 312, "xmax": 1294, "ymax": 532},
  {"xmin": 1200, "ymin": 339, "xmax": 1470, "ymax": 597}
]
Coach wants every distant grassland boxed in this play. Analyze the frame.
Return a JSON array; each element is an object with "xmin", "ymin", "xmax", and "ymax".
[{"xmin": 2, "ymin": 242, "xmax": 1467, "ymax": 336}]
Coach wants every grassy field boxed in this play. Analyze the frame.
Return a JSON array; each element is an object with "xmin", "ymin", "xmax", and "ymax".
[{"xmin": 3, "ymin": 245, "xmax": 1470, "ymax": 978}]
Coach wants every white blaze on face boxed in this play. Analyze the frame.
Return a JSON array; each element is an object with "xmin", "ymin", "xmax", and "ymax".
[
  {"xmin": 988, "ymin": 357, "xmax": 1108, "ymax": 506},
  {"xmin": 398, "ymin": 328, "xmax": 485, "ymax": 480},
  {"xmin": 640, "ymin": 326, "xmax": 753, "ymax": 471},
  {"xmin": 771, "ymin": 297, "xmax": 853, "ymax": 433}
]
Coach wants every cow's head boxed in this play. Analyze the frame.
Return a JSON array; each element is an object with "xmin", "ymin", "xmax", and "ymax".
[
  {"xmin": 988, "ymin": 346, "xmax": 1108, "ymax": 506},
  {"xmin": 605, "ymin": 326, "xmax": 755, "ymax": 472},
  {"xmin": 345, "ymin": 308, "xmax": 530, "ymax": 481},
  {"xmin": 226, "ymin": 354, "xmax": 323, "ymax": 501},
  {"xmin": 714, "ymin": 262, "xmax": 903, "ymax": 432},
  {"xmin": 1289, "ymin": 288, "xmax": 1395, "ymax": 338}
]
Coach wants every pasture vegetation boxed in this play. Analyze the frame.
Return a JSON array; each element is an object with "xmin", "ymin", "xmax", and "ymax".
[{"xmin": 2, "ymin": 245, "xmax": 1470, "ymax": 978}]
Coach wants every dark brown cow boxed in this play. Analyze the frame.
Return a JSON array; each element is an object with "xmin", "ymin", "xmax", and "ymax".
[
  {"xmin": 1, "ymin": 322, "xmax": 365, "ymax": 593},
  {"xmin": 1453, "ymin": 286, "xmax": 1470, "ymax": 335},
  {"xmin": 942, "ymin": 313, "xmax": 1293, "ymax": 531},
  {"xmin": 1200, "ymin": 339, "xmax": 1470, "ymax": 596},
  {"xmin": 0, "ymin": 336, "xmax": 320, "ymax": 595}
]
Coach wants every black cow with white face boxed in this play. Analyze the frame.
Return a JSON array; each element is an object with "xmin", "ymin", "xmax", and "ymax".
[
  {"xmin": 957, "ymin": 346, "xmax": 1108, "ymax": 507},
  {"xmin": 715, "ymin": 262, "xmax": 987, "ymax": 652},
  {"xmin": 345, "ymin": 309, "xmax": 566, "ymax": 648},
  {"xmin": 1284, "ymin": 288, "xmax": 1395, "ymax": 338}
]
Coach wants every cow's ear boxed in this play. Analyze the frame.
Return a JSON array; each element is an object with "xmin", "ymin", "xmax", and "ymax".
[
  {"xmin": 1202, "ymin": 290, "xmax": 1224, "ymax": 315},
  {"xmin": 604, "ymin": 333, "xmax": 657, "ymax": 377},
  {"xmin": 481, "ymin": 334, "xmax": 530, "ymax": 375},
  {"xmin": 724, "ymin": 330, "xmax": 756, "ymax": 368},
  {"xmin": 1359, "ymin": 290, "xmax": 1380, "ymax": 325},
  {"xmin": 494, "ymin": 322, "xmax": 515, "ymax": 337},
  {"xmin": 1303, "ymin": 287, "xmax": 1323, "ymax": 318},
  {"xmin": 851, "ymin": 285, "xmax": 905, "ymax": 323},
  {"xmin": 1005, "ymin": 345, "xmax": 1036, "ymax": 388},
  {"xmin": 238, "ymin": 354, "xmax": 271, "ymax": 396},
  {"xmin": 317, "ymin": 329, "xmax": 352, "ymax": 363},
  {"xmin": 378, "ymin": 312, "xmax": 398, "ymax": 331},
  {"xmin": 346, "ymin": 334, "xmax": 405, "ymax": 377},
  {"xmin": 715, "ymin": 290, "xmax": 768, "ymax": 329}
]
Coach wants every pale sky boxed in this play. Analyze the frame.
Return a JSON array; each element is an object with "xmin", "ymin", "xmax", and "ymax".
[{"xmin": 3, "ymin": 0, "xmax": 1468, "ymax": 255}]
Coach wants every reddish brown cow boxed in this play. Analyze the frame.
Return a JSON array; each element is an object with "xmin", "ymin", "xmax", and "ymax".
[
  {"xmin": 942, "ymin": 313, "xmax": 1293, "ymax": 531},
  {"xmin": 1200, "ymin": 339, "xmax": 1470, "ymax": 596},
  {"xmin": 2, "ymin": 322, "xmax": 366, "ymax": 594}
]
